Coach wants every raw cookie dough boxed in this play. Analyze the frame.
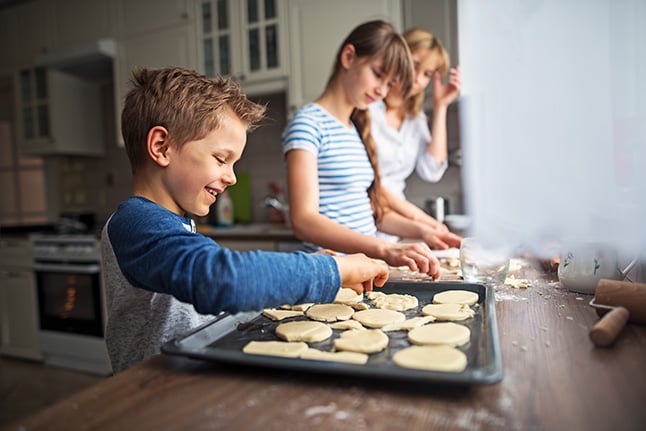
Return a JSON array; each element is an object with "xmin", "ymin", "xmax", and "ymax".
[
  {"xmin": 422, "ymin": 303, "xmax": 475, "ymax": 321},
  {"xmin": 242, "ymin": 340, "xmax": 308, "ymax": 358},
  {"xmin": 306, "ymin": 304, "xmax": 354, "ymax": 322},
  {"xmin": 329, "ymin": 320, "xmax": 365, "ymax": 331},
  {"xmin": 300, "ymin": 348, "xmax": 368, "ymax": 365},
  {"xmin": 275, "ymin": 321, "xmax": 332, "ymax": 343},
  {"xmin": 393, "ymin": 345, "xmax": 467, "ymax": 372},
  {"xmin": 352, "ymin": 309, "xmax": 406, "ymax": 328},
  {"xmin": 381, "ymin": 316, "xmax": 436, "ymax": 332},
  {"xmin": 333, "ymin": 329, "xmax": 389, "ymax": 354},
  {"xmin": 262, "ymin": 309, "xmax": 304, "ymax": 321},
  {"xmin": 408, "ymin": 322, "xmax": 471, "ymax": 347},
  {"xmin": 432, "ymin": 290, "xmax": 479, "ymax": 305},
  {"xmin": 366, "ymin": 292, "xmax": 418, "ymax": 311},
  {"xmin": 334, "ymin": 288, "xmax": 363, "ymax": 304}
]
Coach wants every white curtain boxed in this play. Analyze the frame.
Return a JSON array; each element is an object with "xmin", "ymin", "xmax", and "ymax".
[{"xmin": 458, "ymin": 0, "xmax": 646, "ymax": 260}]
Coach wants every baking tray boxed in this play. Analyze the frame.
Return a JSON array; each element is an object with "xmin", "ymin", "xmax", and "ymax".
[{"xmin": 161, "ymin": 281, "xmax": 503, "ymax": 385}]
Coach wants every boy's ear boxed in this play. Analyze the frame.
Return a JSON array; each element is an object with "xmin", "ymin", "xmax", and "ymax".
[
  {"xmin": 147, "ymin": 126, "xmax": 171, "ymax": 167},
  {"xmin": 340, "ymin": 44, "xmax": 356, "ymax": 70}
]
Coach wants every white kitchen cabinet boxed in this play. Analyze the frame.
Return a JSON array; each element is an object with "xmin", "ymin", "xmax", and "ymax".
[
  {"xmin": 0, "ymin": 237, "xmax": 42, "ymax": 361},
  {"xmin": 54, "ymin": 0, "xmax": 118, "ymax": 51},
  {"xmin": 287, "ymin": 0, "xmax": 402, "ymax": 114},
  {"xmin": 113, "ymin": 0, "xmax": 197, "ymax": 146},
  {"xmin": 196, "ymin": 0, "xmax": 289, "ymax": 95},
  {"xmin": 3, "ymin": 0, "xmax": 57, "ymax": 69},
  {"xmin": 15, "ymin": 67, "xmax": 104, "ymax": 156}
]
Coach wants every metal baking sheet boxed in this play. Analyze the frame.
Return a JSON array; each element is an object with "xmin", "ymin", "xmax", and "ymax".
[{"xmin": 162, "ymin": 281, "xmax": 503, "ymax": 385}]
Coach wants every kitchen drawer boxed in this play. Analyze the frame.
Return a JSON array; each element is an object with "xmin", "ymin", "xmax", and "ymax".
[{"xmin": 0, "ymin": 238, "xmax": 32, "ymax": 269}]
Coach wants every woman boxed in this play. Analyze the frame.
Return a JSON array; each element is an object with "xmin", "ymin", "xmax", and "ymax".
[
  {"xmin": 282, "ymin": 20, "xmax": 454, "ymax": 278},
  {"xmin": 369, "ymin": 28, "xmax": 462, "ymax": 245}
]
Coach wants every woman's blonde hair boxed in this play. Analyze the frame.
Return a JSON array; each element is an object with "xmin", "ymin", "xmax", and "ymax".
[{"xmin": 403, "ymin": 28, "xmax": 450, "ymax": 116}]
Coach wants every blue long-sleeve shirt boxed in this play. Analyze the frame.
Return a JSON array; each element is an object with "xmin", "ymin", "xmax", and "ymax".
[{"xmin": 102, "ymin": 196, "xmax": 340, "ymax": 372}]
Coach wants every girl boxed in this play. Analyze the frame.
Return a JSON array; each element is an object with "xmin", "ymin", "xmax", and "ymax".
[
  {"xmin": 282, "ymin": 20, "xmax": 451, "ymax": 278},
  {"xmin": 369, "ymin": 28, "xmax": 462, "ymax": 246}
]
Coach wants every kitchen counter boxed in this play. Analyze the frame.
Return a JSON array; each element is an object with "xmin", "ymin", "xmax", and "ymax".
[
  {"xmin": 197, "ymin": 223, "xmax": 297, "ymax": 242},
  {"xmin": 6, "ymin": 259, "xmax": 646, "ymax": 430}
]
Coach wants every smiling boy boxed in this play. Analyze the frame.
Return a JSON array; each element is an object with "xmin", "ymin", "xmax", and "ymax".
[{"xmin": 102, "ymin": 67, "xmax": 388, "ymax": 373}]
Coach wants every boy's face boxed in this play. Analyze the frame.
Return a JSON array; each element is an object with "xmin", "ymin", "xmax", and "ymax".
[{"xmin": 162, "ymin": 110, "xmax": 247, "ymax": 217}]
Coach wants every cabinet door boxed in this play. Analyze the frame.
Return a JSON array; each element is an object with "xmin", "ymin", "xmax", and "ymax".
[
  {"xmin": 287, "ymin": 0, "xmax": 402, "ymax": 113},
  {"xmin": 0, "ymin": 270, "xmax": 42, "ymax": 360},
  {"xmin": 121, "ymin": 0, "xmax": 191, "ymax": 37},
  {"xmin": 238, "ymin": 0, "xmax": 288, "ymax": 83},
  {"xmin": 197, "ymin": 0, "xmax": 288, "ymax": 94},
  {"xmin": 55, "ymin": 0, "xmax": 116, "ymax": 49},
  {"xmin": 114, "ymin": 23, "xmax": 198, "ymax": 146},
  {"xmin": 9, "ymin": 0, "xmax": 57, "ymax": 68}
]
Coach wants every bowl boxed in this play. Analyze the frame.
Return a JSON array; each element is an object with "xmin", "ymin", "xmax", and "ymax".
[{"xmin": 444, "ymin": 214, "xmax": 471, "ymax": 231}]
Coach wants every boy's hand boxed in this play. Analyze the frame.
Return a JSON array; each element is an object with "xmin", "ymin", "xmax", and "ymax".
[{"xmin": 333, "ymin": 253, "xmax": 389, "ymax": 294}]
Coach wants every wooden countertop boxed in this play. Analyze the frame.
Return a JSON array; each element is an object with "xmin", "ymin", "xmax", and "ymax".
[{"xmin": 6, "ymin": 258, "xmax": 646, "ymax": 430}]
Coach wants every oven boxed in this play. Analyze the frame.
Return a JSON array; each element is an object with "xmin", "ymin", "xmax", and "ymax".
[{"xmin": 30, "ymin": 234, "xmax": 112, "ymax": 375}]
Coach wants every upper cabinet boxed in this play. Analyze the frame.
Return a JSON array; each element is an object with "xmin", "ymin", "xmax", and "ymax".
[
  {"xmin": 197, "ymin": 0, "xmax": 289, "ymax": 95},
  {"xmin": 286, "ymin": 0, "xmax": 402, "ymax": 114},
  {"xmin": 15, "ymin": 67, "xmax": 104, "ymax": 156}
]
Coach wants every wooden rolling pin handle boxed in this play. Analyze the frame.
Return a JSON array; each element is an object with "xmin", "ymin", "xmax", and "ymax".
[{"xmin": 589, "ymin": 306, "xmax": 630, "ymax": 347}]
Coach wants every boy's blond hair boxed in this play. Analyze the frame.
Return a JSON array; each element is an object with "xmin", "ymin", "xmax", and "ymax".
[{"xmin": 121, "ymin": 67, "xmax": 266, "ymax": 174}]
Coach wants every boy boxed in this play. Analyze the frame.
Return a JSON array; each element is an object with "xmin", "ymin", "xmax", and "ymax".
[{"xmin": 102, "ymin": 67, "xmax": 389, "ymax": 373}]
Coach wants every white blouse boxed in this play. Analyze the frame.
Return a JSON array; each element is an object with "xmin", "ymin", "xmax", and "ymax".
[{"xmin": 369, "ymin": 100, "xmax": 447, "ymax": 199}]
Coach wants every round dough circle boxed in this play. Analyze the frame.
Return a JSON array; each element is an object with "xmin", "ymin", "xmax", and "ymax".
[
  {"xmin": 334, "ymin": 288, "xmax": 363, "ymax": 304},
  {"xmin": 306, "ymin": 304, "xmax": 354, "ymax": 322},
  {"xmin": 432, "ymin": 290, "xmax": 478, "ymax": 305},
  {"xmin": 333, "ymin": 329, "xmax": 389, "ymax": 354},
  {"xmin": 352, "ymin": 309, "xmax": 406, "ymax": 328},
  {"xmin": 408, "ymin": 322, "xmax": 471, "ymax": 346},
  {"xmin": 393, "ymin": 345, "xmax": 467, "ymax": 372},
  {"xmin": 275, "ymin": 321, "xmax": 332, "ymax": 342},
  {"xmin": 369, "ymin": 293, "xmax": 419, "ymax": 311},
  {"xmin": 422, "ymin": 303, "xmax": 474, "ymax": 321}
]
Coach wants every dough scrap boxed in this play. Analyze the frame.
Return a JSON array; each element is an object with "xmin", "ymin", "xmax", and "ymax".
[
  {"xmin": 334, "ymin": 288, "xmax": 364, "ymax": 304},
  {"xmin": 333, "ymin": 329, "xmax": 389, "ymax": 354},
  {"xmin": 275, "ymin": 321, "xmax": 332, "ymax": 343},
  {"xmin": 504, "ymin": 276, "xmax": 532, "ymax": 289},
  {"xmin": 408, "ymin": 322, "xmax": 471, "ymax": 347},
  {"xmin": 367, "ymin": 292, "xmax": 419, "ymax": 311},
  {"xmin": 279, "ymin": 303, "xmax": 314, "ymax": 312},
  {"xmin": 306, "ymin": 303, "xmax": 354, "ymax": 322},
  {"xmin": 422, "ymin": 303, "xmax": 475, "ymax": 321},
  {"xmin": 300, "ymin": 348, "xmax": 368, "ymax": 365},
  {"xmin": 352, "ymin": 309, "xmax": 406, "ymax": 328},
  {"xmin": 329, "ymin": 320, "xmax": 365, "ymax": 331},
  {"xmin": 242, "ymin": 340, "xmax": 308, "ymax": 358},
  {"xmin": 381, "ymin": 316, "xmax": 436, "ymax": 332},
  {"xmin": 349, "ymin": 302, "xmax": 370, "ymax": 311},
  {"xmin": 432, "ymin": 290, "xmax": 479, "ymax": 305},
  {"xmin": 393, "ymin": 345, "xmax": 467, "ymax": 372},
  {"xmin": 262, "ymin": 309, "xmax": 304, "ymax": 321}
]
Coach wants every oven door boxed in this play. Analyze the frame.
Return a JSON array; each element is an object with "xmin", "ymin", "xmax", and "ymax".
[{"xmin": 34, "ymin": 262, "xmax": 104, "ymax": 337}]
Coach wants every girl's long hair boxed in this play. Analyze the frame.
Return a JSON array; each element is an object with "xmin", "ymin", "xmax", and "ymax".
[{"xmin": 328, "ymin": 20, "xmax": 414, "ymax": 223}]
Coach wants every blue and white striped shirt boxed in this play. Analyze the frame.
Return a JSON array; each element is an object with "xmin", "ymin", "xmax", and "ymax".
[{"xmin": 282, "ymin": 103, "xmax": 377, "ymax": 250}]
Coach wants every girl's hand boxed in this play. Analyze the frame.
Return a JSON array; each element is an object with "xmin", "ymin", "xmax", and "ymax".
[
  {"xmin": 421, "ymin": 227, "xmax": 462, "ymax": 250},
  {"xmin": 381, "ymin": 242, "xmax": 441, "ymax": 279},
  {"xmin": 432, "ymin": 66, "xmax": 461, "ymax": 108}
]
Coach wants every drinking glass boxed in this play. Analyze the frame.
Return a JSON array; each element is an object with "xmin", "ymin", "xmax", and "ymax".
[{"xmin": 459, "ymin": 237, "xmax": 510, "ymax": 286}]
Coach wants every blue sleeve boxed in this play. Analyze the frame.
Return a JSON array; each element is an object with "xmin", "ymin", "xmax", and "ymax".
[
  {"xmin": 281, "ymin": 107, "xmax": 322, "ymax": 156},
  {"xmin": 106, "ymin": 199, "xmax": 340, "ymax": 314}
]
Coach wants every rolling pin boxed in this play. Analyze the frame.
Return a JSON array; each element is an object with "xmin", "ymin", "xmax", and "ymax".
[{"xmin": 589, "ymin": 279, "xmax": 646, "ymax": 347}]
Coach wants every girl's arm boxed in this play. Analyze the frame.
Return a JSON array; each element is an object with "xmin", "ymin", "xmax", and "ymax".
[
  {"xmin": 377, "ymin": 207, "xmax": 462, "ymax": 250},
  {"xmin": 382, "ymin": 187, "xmax": 447, "ymax": 232},
  {"xmin": 286, "ymin": 149, "xmax": 441, "ymax": 278}
]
